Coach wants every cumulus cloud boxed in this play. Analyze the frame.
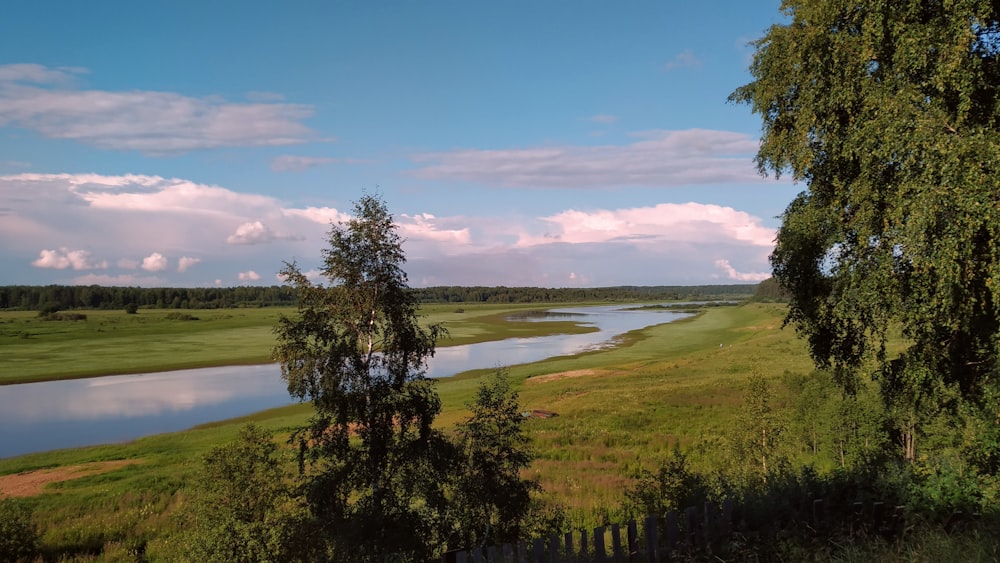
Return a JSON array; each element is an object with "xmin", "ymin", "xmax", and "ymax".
[
  {"xmin": 283, "ymin": 206, "xmax": 349, "ymax": 225},
  {"xmin": 226, "ymin": 221, "xmax": 302, "ymax": 244},
  {"xmin": 31, "ymin": 247, "xmax": 107, "ymax": 270},
  {"xmin": 714, "ymin": 259, "xmax": 770, "ymax": 282},
  {"xmin": 664, "ymin": 49, "xmax": 702, "ymax": 70},
  {"xmin": 238, "ymin": 270, "xmax": 261, "ymax": 281},
  {"xmin": 519, "ymin": 203, "xmax": 776, "ymax": 248},
  {"xmin": 410, "ymin": 129, "xmax": 772, "ymax": 188},
  {"xmin": 0, "ymin": 172, "xmax": 780, "ymax": 287},
  {"xmin": 398, "ymin": 213, "xmax": 471, "ymax": 244},
  {"xmin": 0, "ymin": 64, "xmax": 317, "ymax": 154},
  {"xmin": 177, "ymin": 256, "xmax": 201, "ymax": 273},
  {"xmin": 141, "ymin": 252, "xmax": 168, "ymax": 272},
  {"xmin": 227, "ymin": 221, "xmax": 277, "ymax": 245}
]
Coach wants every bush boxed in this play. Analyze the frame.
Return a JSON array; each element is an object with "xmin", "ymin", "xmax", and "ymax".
[
  {"xmin": 40, "ymin": 312, "xmax": 87, "ymax": 321},
  {"xmin": 124, "ymin": 303, "xmax": 138, "ymax": 314},
  {"xmin": 0, "ymin": 498, "xmax": 40, "ymax": 562},
  {"xmin": 164, "ymin": 312, "xmax": 199, "ymax": 321}
]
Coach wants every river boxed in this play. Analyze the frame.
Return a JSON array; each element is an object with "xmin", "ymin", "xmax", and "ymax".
[{"xmin": 0, "ymin": 304, "xmax": 691, "ymax": 458}]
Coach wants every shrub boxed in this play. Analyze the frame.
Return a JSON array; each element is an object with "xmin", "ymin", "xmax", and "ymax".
[
  {"xmin": 124, "ymin": 303, "xmax": 138, "ymax": 314},
  {"xmin": 0, "ymin": 498, "xmax": 40, "ymax": 562}
]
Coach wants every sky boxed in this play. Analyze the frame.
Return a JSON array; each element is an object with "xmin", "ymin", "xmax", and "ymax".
[{"xmin": 0, "ymin": 1, "xmax": 800, "ymax": 289}]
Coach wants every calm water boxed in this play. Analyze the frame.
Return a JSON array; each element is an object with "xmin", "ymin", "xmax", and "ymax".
[{"xmin": 0, "ymin": 305, "xmax": 690, "ymax": 458}]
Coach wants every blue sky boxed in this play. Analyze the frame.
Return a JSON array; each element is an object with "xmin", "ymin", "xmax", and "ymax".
[{"xmin": 0, "ymin": 1, "xmax": 798, "ymax": 288}]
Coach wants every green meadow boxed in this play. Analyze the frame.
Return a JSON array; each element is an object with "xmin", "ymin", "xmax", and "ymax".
[
  {"xmin": 0, "ymin": 302, "xmax": 815, "ymax": 560},
  {"xmin": 0, "ymin": 303, "xmax": 595, "ymax": 384}
]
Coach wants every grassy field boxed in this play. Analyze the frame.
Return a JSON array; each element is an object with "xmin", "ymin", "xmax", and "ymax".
[
  {"xmin": 0, "ymin": 303, "xmax": 596, "ymax": 384},
  {"xmin": 0, "ymin": 302, "xmax": 819, "ymax": 560}
]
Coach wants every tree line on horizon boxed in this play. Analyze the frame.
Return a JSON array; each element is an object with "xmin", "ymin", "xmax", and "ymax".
[{"xmin": 0, "ymin": 283, "xmax": 758, "ymax": 312}]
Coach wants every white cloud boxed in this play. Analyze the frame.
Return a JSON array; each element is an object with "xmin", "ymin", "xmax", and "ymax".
[
  {"xmin": 714, "ymin": 259, "xmax": 770, "ymax": 282},
  {"xmin": 238, "ymin": 270, "xmax": 261, "ymax": 281},
  {"xmin": 226, "ymin": 221, "xmax": 302, "ymax": 245},
  {"xmin": 0, "ymin": 63, "xmax": 86, "ymax": 84},
  {"xmin": 410, "ymin": 129, "xmax": 774, "ymax": 188},
  {"xmin": 177, "ymin": 256, "xmax": 201, "ymax": 273},
  {"xmin": 227, "ymin": 221, "xmax": 276, "ymax": 245},
  {"xmin": 0, "ymin": 172, "xmax": 779, "ymax": 287},
  {"xmin": 518, "ymin": 203, "xmax": 776, "ymax": 248},
  {"xmin": 664, "ymin": 49, "xmax": 702, "ymax": 70},
  {"xmin": 283, "ymin": 206, "xmax": 349, "ymax": 225},
  {"xmin": 31, "ymin": 248, "xmax": 107, "ymax": 270},
  {"xmin": 141, "ymin": 252, "xmax": 168, "ymax": 272},
  {"xmin": 271, "ymin": 155, "xmax": 337, "ymax": 172},
  {"xmin": 0, "ymin": 64, "xmax": 317, "ymax": 154},
  {"xmin": 398, "ymin": 213, "xmax": 471, "ymax": 244}
]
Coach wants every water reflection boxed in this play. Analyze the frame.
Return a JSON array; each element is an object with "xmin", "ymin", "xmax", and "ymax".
[{"xmin": 0, "ymin": 304, "xmax": 690, "ymax": 458}]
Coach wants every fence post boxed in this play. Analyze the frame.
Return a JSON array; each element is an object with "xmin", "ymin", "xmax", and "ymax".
[
  {"xmin": 684, "ymin": 506, "xmax": 698, "ymax": 550},
  {"xmin": 473, "ymin": 546, "xmax": 485, "ymax": 563},
  {"xmin": 564, "ymin": 531, "xmax": 575, "ymax": 563},
  {"xmin": 456, "ymin": 551, "xmax": 469, "ymax": 563},
  {"xmin": 517, "ymin": 541, "xmax": 528, "ymax": 563},
  {"xmin": 812, "ymin": 499, "xmax": 824, "ymax": 528},
  {"xmin": 664, "ymin": 511, "xmax": 678, "ymax": 561},
  {"xmin": 532, "ymin": 538, "xmax": 545, "ymax": 563},
  {"xmin": 611, "ymin": 523, "xmax": 623, "ymax": 563},
  {"xmin": 594, "ymin": 526, "xmax": 607, "ymax": 563},
  {"xmin": 503, "ymin": 543, "xmax": 515, "ymax": 563},
  {"xmin": 550, "ymin": 534, "xmax": 561, "ymax": 562},
  {"xmin": 627, "ymin": 520, "xmax": 639, "ymax": 562},
  {"xmin": 579, "ymin": 529, "xmax": 589, "ymax": 563},
  {"xmin": 644, "ymin": 516, "xmax": 659, "ymax": 563}
]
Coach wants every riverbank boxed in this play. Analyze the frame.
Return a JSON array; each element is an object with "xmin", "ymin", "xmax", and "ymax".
[
  {"xmin": 0, "ymin": 302, "xmax": 606, "ymax": 385},
  {"xmin": 0, "ymin": 303, "xmax": 813, "ymax": 560}
]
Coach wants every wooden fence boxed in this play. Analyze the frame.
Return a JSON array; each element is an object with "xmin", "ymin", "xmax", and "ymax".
[{"xmin": 442, "ymin": 498, "xmax": 907, "ymax": 563}]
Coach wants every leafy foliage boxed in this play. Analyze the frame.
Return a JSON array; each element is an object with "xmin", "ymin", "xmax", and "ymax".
[
  {"xmin": 0, "ymin": 498, "xmax": 39, "ymax": 563},
  {"xmin": 273, "ymin": 194, "xmax": 450, "ymax": 561},
  {"xmin": 179, "ymin": 423, "xmax": 315, "ymax": 563},
  {"xmin": 732, "ymin": 0, "xmax": 1000, "ymax": 464},
  {"xmin": 451, "ymin": 368, "xmax": 540, "ymax": 549}
]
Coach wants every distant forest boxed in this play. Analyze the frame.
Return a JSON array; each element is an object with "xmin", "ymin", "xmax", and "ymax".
[{"xmin": 0, "ymin": 283, "xmax": 760, "ymax": 311}]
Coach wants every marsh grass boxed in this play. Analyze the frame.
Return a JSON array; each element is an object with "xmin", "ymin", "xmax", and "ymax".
[{"xmin": 11, "ymin": 302, "xmax": 970, "ymax": 560}]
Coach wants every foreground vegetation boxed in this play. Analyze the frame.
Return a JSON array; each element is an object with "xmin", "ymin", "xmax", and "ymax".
[{"xmin": 3, "ymin": 302, "xmax": 998, "ymax": 560}]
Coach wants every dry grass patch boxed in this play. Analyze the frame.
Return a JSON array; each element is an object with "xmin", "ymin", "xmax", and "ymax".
[
  {"xmin": 0, "ymin": 460, "xmax": 140, "ymax": 498},
  {"xmin": 527, "ymin": 368, "xmax": 616, "ymax": 384}
]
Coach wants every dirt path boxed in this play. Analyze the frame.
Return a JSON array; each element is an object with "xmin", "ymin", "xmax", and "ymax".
[{"xmin": 0, "ymin": 460, "xmax": 140, "ymax": 498}]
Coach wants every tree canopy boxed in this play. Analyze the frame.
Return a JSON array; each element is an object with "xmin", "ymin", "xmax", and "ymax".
[
  {"xmin": 732, "ymin": 0, "xmax": 1000, "ymax": 462},
  {"xmin": 273, "ymin": 194, "xmax": 450, "ymax": 561}
]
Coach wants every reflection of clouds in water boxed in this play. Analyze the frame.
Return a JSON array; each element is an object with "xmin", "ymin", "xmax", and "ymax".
[{"xmin": 0, "ymin": 365, "xmax": 280, "ymax": 423}]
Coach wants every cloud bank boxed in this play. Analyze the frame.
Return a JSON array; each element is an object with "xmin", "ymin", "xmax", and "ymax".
[
  {"xmin": 409, "ymin": 129, "xmax": 767, "ymax": 188},
  {"xmin": 0, "ymin": 64, "xmax": 317, "ymax": 154},
  {"xmin": 0, "ymin": 172, "xmax": 776, "ymax": 287}
]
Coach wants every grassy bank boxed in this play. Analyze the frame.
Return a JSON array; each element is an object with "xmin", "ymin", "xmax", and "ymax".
[
  {"xmin": 0, "ymin": 303, "xmax": 812, "ymax": 560},
  {"xmin": 0, "ymin": 303, "xmax": 598, "ymax": 384}
]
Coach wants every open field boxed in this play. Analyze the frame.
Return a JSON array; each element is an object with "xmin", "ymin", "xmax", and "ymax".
[
  {"xmin": 0, "ymin": 303, "xmax": 597, "ymax": 384},
  {"xmin": 0, "ymin": 302, "xmax": 817, "ymax": 560}
]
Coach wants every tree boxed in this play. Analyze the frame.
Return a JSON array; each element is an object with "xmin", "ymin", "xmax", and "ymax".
[
  {"xmin": 273, "ymin": 194, "xmax": 449, "ymax": 561},
  {"xmin": 180, "ymin": 424, "xmax": 315, "ymax": 563},
  {"xmin": 732, "ymin": 374, "xmax": 787, "ymax": 485},
  {"xmin": 732, "ymin": 1, "xmax": 1000, "ymax": 464},
  {"xmin": 452, "ymin": 368, "xmax": 539, "ymax": 549}
]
